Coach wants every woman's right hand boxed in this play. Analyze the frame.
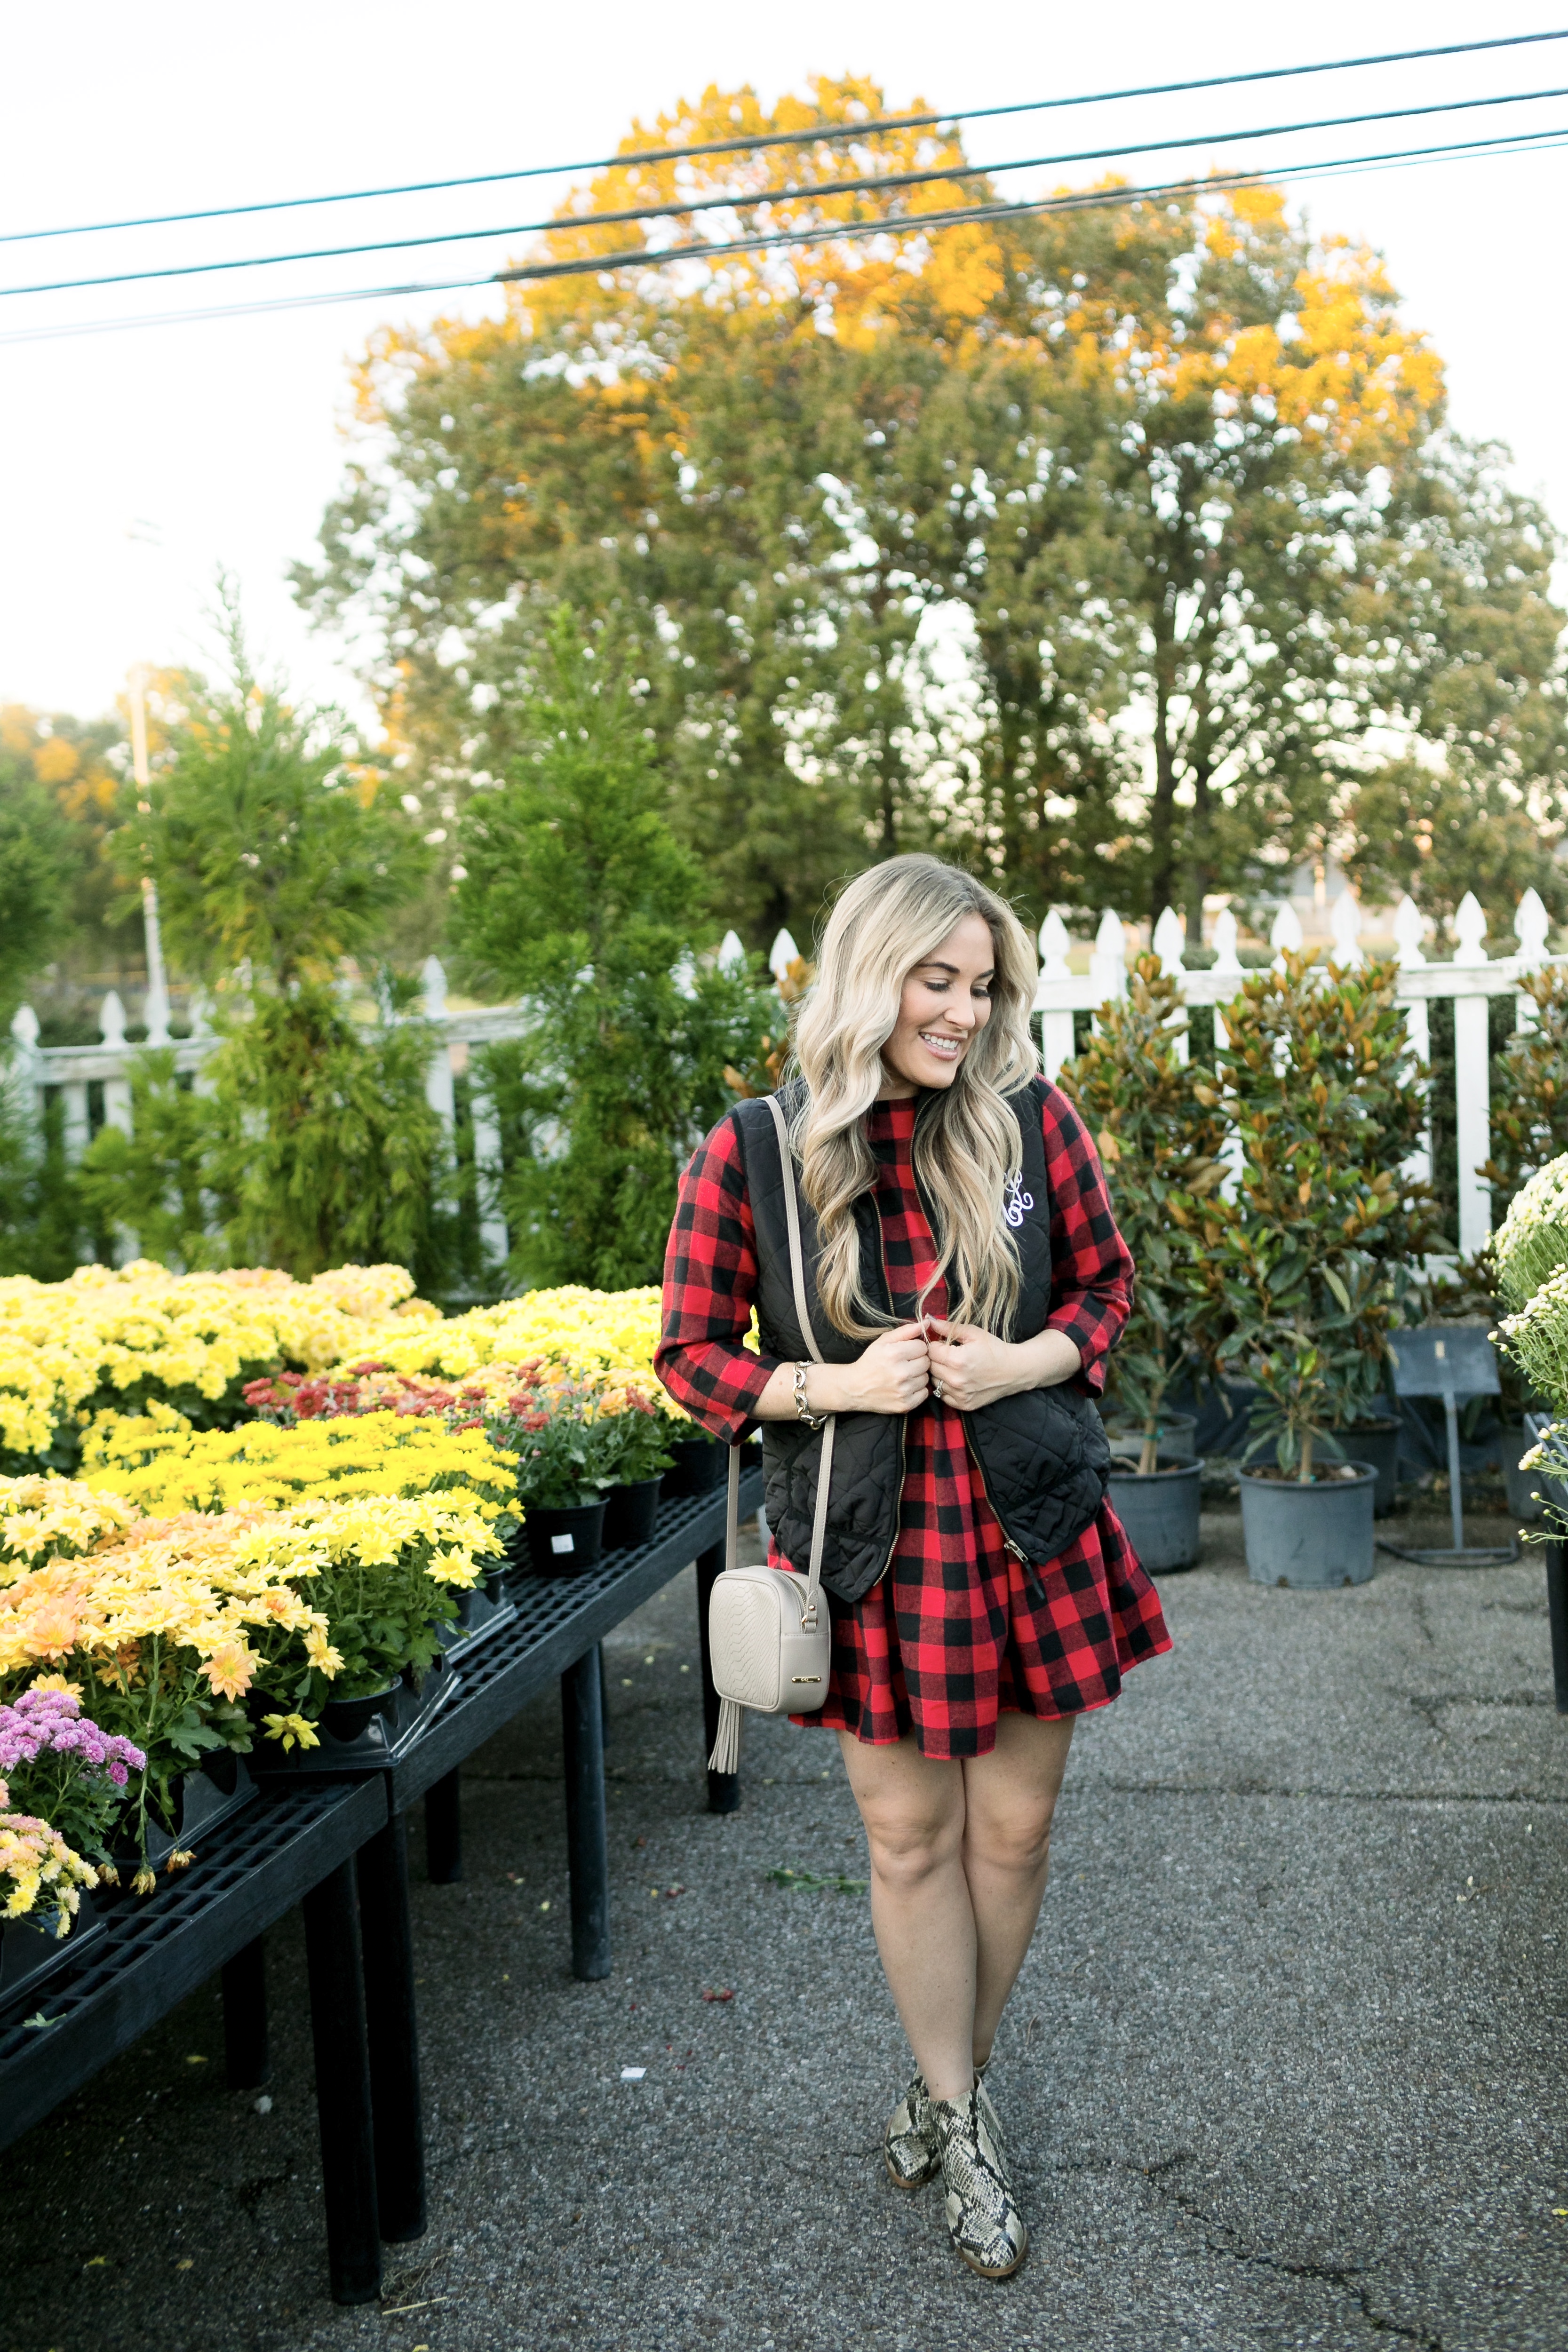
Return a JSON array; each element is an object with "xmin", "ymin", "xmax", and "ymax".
[{"xmin": 810, "ymin": 1322, "xmax": 931, "ymax": 1417}]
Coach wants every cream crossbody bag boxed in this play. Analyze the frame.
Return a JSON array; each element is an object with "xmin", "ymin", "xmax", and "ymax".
[{"xmin": 706, "ymin": 1092, "xmax": 834, "ymax": 1772}]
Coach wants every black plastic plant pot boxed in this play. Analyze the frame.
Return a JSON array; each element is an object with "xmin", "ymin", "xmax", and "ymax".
[
  {"xmin": 604, "ymin": 1476, "xmax": 663, "ymax": 1551},
  {"xmin": 1106, "ymin": 1457, "xmax": 1203, "ymax": 1573},
  {"xmin": 665, "ymin": 1438, "xmax": 727, "ymax": 1497},
  {"xmin": 453, "ymin": 1564, "xmax": 508, "ymax": 1630},
  {"xmin": 1238, "ymin": 1461, "xmax": 1377, "ymax": 1588},
  {"xmin": 1345, "ymin": 1418, "xmax": 1401, "ymax": 1517},
  {"xmin": 523, "ymin": 1500, "xmax": 607, "ymax": 1576},
  {"xmin": 320, "ymin": 1679, "xmax": 402, "ymax": 1744}
]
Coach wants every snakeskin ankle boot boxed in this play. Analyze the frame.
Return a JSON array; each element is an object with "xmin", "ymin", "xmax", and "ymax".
[
  {"xmin": 929, "ymin": 2086, "xmax": 1027, "ymax": 2279},
  {"xmin": 884, "ymin": 2070, "xmax": 939, "ymax": 2189},
  {"xmin": 884, "ymin": 2061, "xmax": 1003, "ymax": 2193},
  {"xmin": 974, "ymin": 2062, "xmax": 1006, "ymax": 2165}
]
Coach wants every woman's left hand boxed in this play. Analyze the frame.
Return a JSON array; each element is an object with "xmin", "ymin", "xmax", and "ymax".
[{"xmin": 924, "ymin": 1318, "xmax": 1082, "ymax": 1410}]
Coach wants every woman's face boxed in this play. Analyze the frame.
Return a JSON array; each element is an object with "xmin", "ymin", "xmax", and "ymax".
[{"xmin": 879, "ymin": 912, "xmax": 996, "ymax": 1097}]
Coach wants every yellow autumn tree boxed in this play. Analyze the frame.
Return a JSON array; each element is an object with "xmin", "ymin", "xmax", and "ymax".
[{"xmin": 299, "ymin": 80, "xmax": 1565, "ymax": 938}]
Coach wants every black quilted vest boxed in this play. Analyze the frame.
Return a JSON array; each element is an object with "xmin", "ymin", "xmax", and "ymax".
[{"xmin": 732, "ymin": 1081, "xmax": 1112, "ymax": 1604}]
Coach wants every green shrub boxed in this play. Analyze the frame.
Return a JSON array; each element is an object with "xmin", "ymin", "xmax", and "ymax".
[
  {"xmin": 82, "ymin": 602, "xmax": 453, "ymax": 1284},
  {"xmin": 77, "ymin": 991, "xmax": 449, "ymax": 1284},
  {"xmin": 0, "ymin": 1080, "xmax": 87, "ymax": 1280}
]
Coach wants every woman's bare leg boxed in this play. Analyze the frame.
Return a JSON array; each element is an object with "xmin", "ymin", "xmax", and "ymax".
[
  {"xmin": 961, "ymin": 1713, "xmax": 1075, "ymax": 2066},
  {"xmin": 837, "ymin": 1713, "xmax": 1075, "ymax": 2092},
  {"xmin": 836, "ymin": 1730, "xmax": 976, "ymax": 2102}
]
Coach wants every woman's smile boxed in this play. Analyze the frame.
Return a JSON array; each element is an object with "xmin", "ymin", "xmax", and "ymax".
[{"xmin": 880, "ymin": 912, "xmax": 997, "ymax": 1096}]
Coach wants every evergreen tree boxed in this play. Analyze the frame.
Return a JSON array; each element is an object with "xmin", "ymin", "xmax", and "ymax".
[
  {"xmin": 0, "ymin": 755, "xmax": 77, "ymax": 1022},
  {"xmin": 456, "ymin": 609, "xmax": 770, "ymax": 1287},
  {"xmin": 84, "ymin": 606, "xmax": 446, "ymax": 1281}
]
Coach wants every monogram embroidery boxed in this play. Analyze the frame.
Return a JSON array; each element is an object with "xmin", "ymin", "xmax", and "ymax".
[{"xmin": 1003, "ymin": 1174, "xmax": 1035, "ymax": 1230}]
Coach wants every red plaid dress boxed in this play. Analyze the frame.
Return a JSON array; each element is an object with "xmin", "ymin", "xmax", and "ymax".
[{"xmin": 657, "ymin": 1088, "xmax": 1170, "ymax": 1759}]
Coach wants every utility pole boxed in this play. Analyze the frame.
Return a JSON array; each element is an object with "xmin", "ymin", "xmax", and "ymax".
[{"xmin": 128, "ymin": 664, "xmax": 172, "ymax": 1046}]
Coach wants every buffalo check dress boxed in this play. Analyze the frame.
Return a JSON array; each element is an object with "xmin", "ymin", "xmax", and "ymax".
[{"xmin": 656, "ymin": 1088, "xmax": 1171, "ymax": 1759}]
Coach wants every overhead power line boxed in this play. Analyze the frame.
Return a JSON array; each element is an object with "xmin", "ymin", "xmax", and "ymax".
[
  {"xmin": 5, "ymin": 75, "xmax": 1568, "ymax": 302},
  {"xmin": 1, "ymin": 24, "xmax": 1565, "ymax": 249},
  {"xmin": 491, "ymin": 120, "xmax": 1568, "ymax": 284},
  {"xmin": 2, "ymin": 116, "xmax": 1562, "ymax": 349}
]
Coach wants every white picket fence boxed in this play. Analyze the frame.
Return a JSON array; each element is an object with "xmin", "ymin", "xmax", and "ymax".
[{"xmin": 4, "ymin": 886, "xmax": 1560, "ymax": 1272}]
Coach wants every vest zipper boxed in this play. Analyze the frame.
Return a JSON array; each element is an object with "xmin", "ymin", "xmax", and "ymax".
[
  {"xmin": 915, "ymin": 1116, "xmax": 1052, "ymax": 1604},
  {"xmin": 961, "ymin": 1425, "xmax": 1050, "ymax": 1605},
  {"xmin": 871, "ymin": 1193, "xmax": 907, "ymax": 1589}
]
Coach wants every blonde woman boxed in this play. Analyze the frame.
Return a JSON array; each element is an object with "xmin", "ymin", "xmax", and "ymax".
[{"xmin": 656, "ymin": 854, "xmax": 1169, "ymax": 2280}]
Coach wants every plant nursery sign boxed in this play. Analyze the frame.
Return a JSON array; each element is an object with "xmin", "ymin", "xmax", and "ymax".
[{"xmin": 1388, "ymin": 1328, "xmax": 1501, "ymax": 1402}]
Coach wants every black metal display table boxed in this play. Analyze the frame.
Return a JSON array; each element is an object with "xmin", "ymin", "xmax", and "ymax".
[
  {"xmin": 256, "ymin": 1467, "xmax": 762, "ymax": 2296},
  {"xmin": 398, "ymin": 1467, "xmax": 766, "ymax": 1875},
  {"xmin": 0, "ymin": 1780, "xmax": 388, "ymax": 2305},
  {"xmin": 0, "ymin": 1468, "xmax": 764, "ymax": 2312}
]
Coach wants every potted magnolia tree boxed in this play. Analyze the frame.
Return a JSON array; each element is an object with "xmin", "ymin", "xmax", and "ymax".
[
  {"xmin": 1062, "ymin": 955, "xmax": 1227, "ymax": 1571},
  {"xmin": 1299, "ymin": 951, "xmax": 1437, "ymax": 1515},
  {"xmin": 1181, "ymin": 951, "xmax": 1425, "ymax": 1586},
  {"xmin": 1218, "ymin": 1254, "xmax": 1388, "ymax": 1586}
]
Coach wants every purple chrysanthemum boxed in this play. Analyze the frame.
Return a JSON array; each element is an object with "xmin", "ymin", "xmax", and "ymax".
[{"xmin": 0, "ymin": 1689, "xmax": 145, "ymax": 1780}]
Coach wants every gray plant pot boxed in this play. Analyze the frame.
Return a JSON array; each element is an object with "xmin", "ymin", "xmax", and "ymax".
[
  {"xmin": 1344, "ymin": 1419, "xmax": 1401, "ymax": 1518},
  {"xmin": 1238, "ymin": 1462, "xmax": 1377, "ymax": 1588},
  {"xmin": 1106, "ymin": 1457, "xmax": 1203, "ymax": 1573},
  {"xmin": 1103, "ymin": 1410, "xmax": 1198, "ymax": 1465}
]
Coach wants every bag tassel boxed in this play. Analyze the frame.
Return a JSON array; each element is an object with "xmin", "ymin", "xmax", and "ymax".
[{"xmin": 708, "ymin": 1696, "xmax": 742, "ymax": 1774}]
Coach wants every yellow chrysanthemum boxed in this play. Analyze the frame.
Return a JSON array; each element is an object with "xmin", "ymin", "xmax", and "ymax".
[
  {"xmin": 0, "ymin": 1260, "xmax": 438, "ymax": 1464},
  {"xmin": 0, "ymin": 1809, "xmax": 97, "ymax": 1928},
  {"xmin": 324, "ymin": 1285, "xmax": 755, "ymax": 1419},
  {"xmin": 261, "ymin": 1711, "xmax": 320, "ymax": 1752},
  {"xmin": 0, "ymin": 1475, "xmax": 139, "ymax": 1581},
  {"xmin": 79, "ymin": 1410, "xmax": 518, "ymax": 1523}
]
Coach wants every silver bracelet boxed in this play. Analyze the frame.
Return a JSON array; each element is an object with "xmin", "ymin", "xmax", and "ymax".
[{"xmin": 793, "ymin": 1360, "xmax": 827, "ymax": 1430}]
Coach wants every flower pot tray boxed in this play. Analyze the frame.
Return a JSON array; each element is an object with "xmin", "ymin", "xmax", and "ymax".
[
  {"xmin": 246, "ymin": 1659, "xmax": 460, "ymax": 1782},
  {"xmin": 0, "ymin": 1906, "xmax": 109, "ymax": 2021},
  {"xmin": 437, "ymin": 1575, "xmax": 516, "ymax": 1665},
  {"xmin": 103, "ymin": 1755, "xmax": 260, "ymax": 1885}
]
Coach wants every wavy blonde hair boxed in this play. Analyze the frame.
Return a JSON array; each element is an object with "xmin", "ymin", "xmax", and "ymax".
[{"xmin": 788, "ymin": 855, "xmax": 1038, "ymax": 1339}]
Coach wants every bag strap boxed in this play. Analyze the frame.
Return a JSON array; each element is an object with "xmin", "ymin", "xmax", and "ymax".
[
  {"xmin": 721, "ymin": 1094, "xmax": 832, "ymax": 1630},
  {"xmin": 764, "ymin": 1090, "xmax": 823, "ymax": 1374}
]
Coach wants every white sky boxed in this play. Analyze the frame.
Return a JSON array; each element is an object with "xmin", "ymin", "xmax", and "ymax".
[{"xmin": 1, "ymin": 0, "xmax": 1565, "ymax": 726}]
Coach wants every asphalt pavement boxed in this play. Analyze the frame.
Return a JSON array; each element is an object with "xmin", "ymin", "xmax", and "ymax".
[{"xmin": 3, "ymin": 1496, "xmax": 1567, "ymax": 2352}]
